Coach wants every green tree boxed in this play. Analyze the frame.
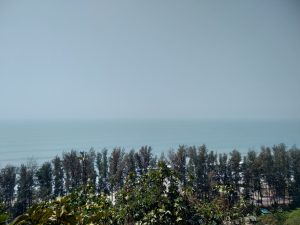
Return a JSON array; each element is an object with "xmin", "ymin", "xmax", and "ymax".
[
  {"xmin": 116, "ymin": 161, "xmax": 202, "ymax": 225},
  {"xmin": 135, "ymin": 145, "xmax": 152, "ymax": 175},
  {"xmin": 289, "ymin": 146, "xmax": 300, "ymax": 205},
  {"xmin": 168, "ymin": 145, "xmax": 187, "ymax": 186},
  {"xmin": 218, "ymin": 153, "xmax": 229, "ymax": 186},
  {"xmin": 273, "ymin": 144, "xmax": 289, "ymax": 204},
  {"xmin": 14, "ymin": 165, "xmax": 34, "ymax": 217},
  {"xmin": 63, "ymin": 150, "xmax": 81, "ymax": 192},
  {"xmin": 11, "ymin": 186, "xmax": 115, "ymax": 225},
  {"xmin": 36, "ymin": 161, "xmax": 52, "ymax": 201},
  {"xmin": 243, "ymin": 150, "xmax": 262, "ymax": 205},
  {"xmin": 52, "ymin": 155, "xmax": 64, "ymax": 197},
  {"xmin": 229, "ymin": 149, "xmax": 241, "ymax": 195},
  {"xmin": 0, "ymin": 165, "xmax": 16, "ymax": 210},
  {"xmin": 97, "ymin": 148, "xmax": 109, "ymax": 193},
  {"xmin": 123, "ymin": 149, "xmax": 136, "ymax": 177},
  {"xmin": 80, "ymin": 149, "xmax": 97, "ymax": 190},
  {"xmin": 259, "ymin": 146, "xmax": 274, "ymax": 205},
  {"xmin": 109, "ymin": 148, "xmax": 125, "ymax": 194},
  {"xmin": 207, "ymin": 150, "xmax": 218, "ymax": 199}
]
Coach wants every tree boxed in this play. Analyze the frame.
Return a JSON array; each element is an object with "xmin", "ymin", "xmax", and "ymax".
[
  {"xmin": 197, "ymin": 145, "xmax": 209, "ymax": 198},
  {"xmin": 62, "ymin": 150, "xmax": 81, "ymax": 192},
  {"xmin": 123, "ymin": 149, "xmax": 136, "ymax": 177},
  {"xmin": 168, "ymin": 145, "xmax": 187, "ymax": 186},
  {"xmin": 80, "ymin": 149, "xmax": 97, "ymax": 190},
  {"xmin": 97, "ymin": 148, "xmax": 109, "ymax": 193},
  {"xmin": 187, "ymin": 145, "xmax": 210, "ymax": 198},
  {"xmin": 242, "ymin": 155, "xmax": 251, "ymax": 201},
  {"xmin": 36, "ymin": 162, "xmax": 52, "ymax": 201},
  {"xmin": 207, "ymin": 150, "xmax": 218, "ymax": 199},
  {"xmin": 218, "ymin": 153, "xmax": 229, "ymax": 186},
  {"xmin": 0, "ymin": 165, "xmax": 16, "ymax": 209},
  {"xmin": 14, "ymin": 165, "xmax": 34, "ymax": 217},
  {"xmin": 259, "ymin": 146, "xmax": 274, "ymax": 205},
  {"xmin": 289, "ymin": 146, "xmax": 300, "ymax": 205},
  {"xmin": 52, "ymin": 156, "xmax": 64, "ymax": 197},
  {"xmin": 11, "ymin": 187, "xmax": 115, "ymax": 225},
  {"xmin": 116, "ymin": 161, "xmax": 202, "ymax": 225},
  {"xmin": 243, "ymin": 150, "xmax": 261, "ymax": 205},
  {"xmin": 229, "ymin": 150, "xmax": 241, "ymax": 194},
  {"xmin": 273, "ymin": 144, "xmax": 289, "ymax": 204},
  {"xmin": 135, "ymin": 146, "xmax": 152, "ymax": 175},
  {"xmin": 109, "ymin": 148, "xmax": 125, "ymax": 193}
]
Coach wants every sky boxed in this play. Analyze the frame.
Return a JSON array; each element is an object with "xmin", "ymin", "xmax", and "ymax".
[{"xmin": 0, "ymin": 0, "xmax": 300, "ymax": 121}]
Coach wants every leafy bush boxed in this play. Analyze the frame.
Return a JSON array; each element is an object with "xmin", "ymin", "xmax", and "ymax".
[
  {"xmin": 11, "ymin": 185, "xmax": 115, "ymax": 225},
  {"xmin": 10, "ymin": 162, "xmax": 251, "ymax": 225},
  {"xmin": 0, "ymin": 203, "xmax": 9, "ymax": 225}
]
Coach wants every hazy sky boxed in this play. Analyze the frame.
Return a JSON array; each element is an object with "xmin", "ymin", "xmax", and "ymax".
[{"xmin": 0, "ymin": 0, "xmax": 300, "ymax": 120}]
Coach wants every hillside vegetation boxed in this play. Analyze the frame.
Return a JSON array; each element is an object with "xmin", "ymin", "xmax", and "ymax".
[{"xmin": 0, "ymin": 144, "xmax": 300, "ymax": 224}]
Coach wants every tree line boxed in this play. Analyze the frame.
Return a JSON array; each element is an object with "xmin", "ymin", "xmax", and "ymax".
[{"xmin": 1, "ymin": 143, "xmax": 300, "ymax": 222}]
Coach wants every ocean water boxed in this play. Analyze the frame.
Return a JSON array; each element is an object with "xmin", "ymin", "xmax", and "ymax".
[{"xmin": 0, "ymin": 119, "xmax": 299, "ymax": 167}]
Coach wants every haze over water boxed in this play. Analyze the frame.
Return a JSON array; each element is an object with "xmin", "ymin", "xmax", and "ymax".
[
  {"xmin": 1, "ymin": 1, "xmax": 300, "ymax": 167},
  {"xmin": 1, "ymin": 119, "xmax": 299, "ymax": 166}
]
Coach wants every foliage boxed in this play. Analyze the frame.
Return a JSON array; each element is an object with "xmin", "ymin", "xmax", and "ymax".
[
  {"xmin": 52, "ymin": 156, "xmax": 64, "ymax": 197},
  {"xmin": 0, "ymin": 166, "xmax": 16, "ymax": 209},
  {"xmin": 0, "ymin": 203, "xmax": 9, "ymax": 225},
  {"xmin": 1, "ymin": 144, "xmax": 300, "ymax": 224},
  {"xmin": 11, "ymin": 185, "xmax": 115, "ymax": 225},
  {"xmin": 115, "ymin": 161, "xmax": 200, "ymax": 224},
  {"xmin": 11, "ymin": 162, "xmax": 249, "ymax": 224},
  {"xmin": 13, "ymin": 164, "xmax": 35, "ymax": 217},
  {"xmin": 36, "ymin": 162, "xmax": 52, "ymax": 201}
]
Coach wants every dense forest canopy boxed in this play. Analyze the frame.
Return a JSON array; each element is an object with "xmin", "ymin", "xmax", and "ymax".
[{"xmin": 1, "ymin": 143, "xmax": 300, "ymax": 224}]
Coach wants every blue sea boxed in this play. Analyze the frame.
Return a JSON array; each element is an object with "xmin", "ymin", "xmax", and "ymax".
[{"xmin": 0, "ymin": 119, "xmax": 299, "ymax": 167}]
